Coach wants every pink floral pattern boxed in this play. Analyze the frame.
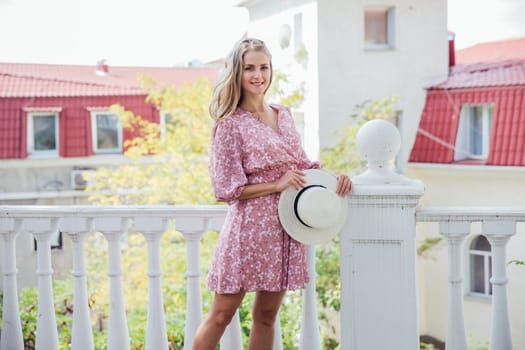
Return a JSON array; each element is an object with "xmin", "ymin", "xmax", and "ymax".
[{"xmin": 207, "ymin": 104, "xmax": 320, "ymax": 293}]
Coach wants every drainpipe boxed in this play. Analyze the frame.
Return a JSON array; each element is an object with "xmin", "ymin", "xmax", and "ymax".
[{"xmin": 340, "ymin": 119, "xmax": 424, "ymax": 350}]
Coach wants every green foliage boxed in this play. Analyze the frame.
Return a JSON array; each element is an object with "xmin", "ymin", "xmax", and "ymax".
[
  {"xmin": 3, "ymin": 280, "xmax": 75, "ymax": 349},
  {"xmin": 417, "ymin": 237, "xmax": 443, "ymax": 257},
  {"xmin": 320, "ymin": 96, "xmax": 400, "ymax": 175},
  {"xmin": 509, "ymin": 259, "xmax": 525, "ymax": 266},
  {"xmin": 420, "ymin": 342, "xmax": 439, "ymax": 350},
  {"xmin": 315, "ymin": 241, "xmax": 341, "ymax": 348},
  {"xmin": 267, "ymin": 68, "xmax": 306, "ymax": 110},
  {"xmin": 86, "ymin": 77, "xmax": 215, "ymax": 206}
]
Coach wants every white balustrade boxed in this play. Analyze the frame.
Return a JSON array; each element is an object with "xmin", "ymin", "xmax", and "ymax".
[
  {"xmin": 135, "ymin": 216, "xmax": 169, "ymax": 350},
  {"xmin": 483, "ymin": 220, "xmax": 516, "ymax": 350},
  {"xmin": 438, "ymin": 221, "xmax": 469, "ymax": 350},
  {"xmin": 176, "ymin": 217, "xmax": 207, "ymax": 350},
  {"xmin": 299, "ymin": 245, "xmax": 321, "ymax": 350},
  {"xmin": 417, "ymin": 208, "xmax": 525, "ymax": 350},
  {"xmin": 0, "ymin": 218, "xmax": 24, "ymax": 350},
  {"xmin": 97, "ymin": 217, "xmax": 132, "ymax": 350},
  {"xmin": 1, "ymin": 201, "xmax": 523, "ymax": 350},
  {"xmin": 61, "ymin": 217, "xmax": 95, "ymax": 350},
  {"xmin": 25, "ymin": 217, "xmax": 61, "ymax": 350}
]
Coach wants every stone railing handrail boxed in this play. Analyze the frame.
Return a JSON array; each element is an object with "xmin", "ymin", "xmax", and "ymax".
[
  {"xmin": 417, "ymin": 207, "xmax": 525, "ymax": 222},
  {"xmin": 1, "ymin": 205, "xmax": 324, "ymax": 350}
]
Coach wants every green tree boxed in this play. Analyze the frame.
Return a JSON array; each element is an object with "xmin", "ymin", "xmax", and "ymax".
[{"xmin": 86, "ymin": 77, "xmax": 215, "ymax": 205}]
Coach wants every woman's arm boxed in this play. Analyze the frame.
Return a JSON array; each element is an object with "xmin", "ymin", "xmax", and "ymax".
[{"xmin": 237, "ymin": 169, "xmax": 306, "ymax": 200}]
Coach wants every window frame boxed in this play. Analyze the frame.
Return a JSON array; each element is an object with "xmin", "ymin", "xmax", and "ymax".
[
  {"xmin": 90, "ymin": 110, "xmax": 123, "ymax": 154},
  {"xmin": 27, "ymin": 112, "xmax": 60, "ymax": 158},
  {"xmin": 160, "ymin": 112, "xmax": 174, "ymax": 141},
  {"xmin": 364, "ymin": 6, "xmax": 396, "ymax": 50},
  {"xmin": 454, "ymin": 104, "xmax": 494, "ymax": 161},
  {"xmin": 466, "ymin": 235, "xmax": 493, "ymax": 299}
]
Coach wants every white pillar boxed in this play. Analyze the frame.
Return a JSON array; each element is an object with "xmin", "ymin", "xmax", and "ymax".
[
  {"xmin": 299, "ymin": 245, "xmax": 321, "ymax": 350},
  {"xmin": 0, "ymin": 218, "xmax": 24, "ymax": 350},
  {"xmin": 97, "ymin": 217, "xmax": 131, "ymax": 350},
  {"xmin": 483, "ymin": 221, "xmax": 516, "ymax": 350},
  {"xmin": 340, "ymin": 119, "xmax": 424, "ymax": 350},
  {"xmin": 177, "ymin": 217, "xmax": 207, "ymax": 350},
  {"xmin": 220, "ymin": 310, "xmax": 244, "ymax": 350},
  {"xmin": 61, "ymin": 217, "xmax": 95, "ymax": 350},
  {"xmin": 135, "ymin": 216, "xmax": 169, "ymax": 350},
  {"xmin": 438, "ymin": 221, "xmax": 469, "ymax": 350},
  {"xmin": 25, "ymin": 218, "xmax": 60, "ymax": 350}
]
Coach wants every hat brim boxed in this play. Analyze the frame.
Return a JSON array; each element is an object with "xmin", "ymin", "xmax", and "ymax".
[{"xmin": 278, "ymin": 169, "xmax": 348, "ymax": 245}]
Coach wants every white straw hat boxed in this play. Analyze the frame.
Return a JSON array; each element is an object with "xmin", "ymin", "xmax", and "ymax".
[{"xmin": 278, "ymin": 169, "xmax": 348, "ymax": 245}]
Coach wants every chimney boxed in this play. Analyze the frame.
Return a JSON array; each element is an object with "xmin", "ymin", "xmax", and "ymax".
[
  {"xmin": 448, "ymin": 31, "xmax": 456, "ymax": 67},
  {"xmin": 96, "ymin": 59, "xmax": 109, "ymax": 76}
]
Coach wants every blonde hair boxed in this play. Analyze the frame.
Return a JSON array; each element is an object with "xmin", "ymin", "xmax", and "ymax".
[{"xmin": 210, "ymin": 38, "xmax": 273, "ymax": 123}]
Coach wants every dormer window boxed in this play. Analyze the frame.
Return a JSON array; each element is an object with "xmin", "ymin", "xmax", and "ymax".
[
  {"xmin": 90, "ymin": 111, "xmax": 122, "ymax": 153},
  {"xmin": 454, "ymin": 104, "xmax": 493, "ymax": 160},
  {"xmin": 27, "ymin": 112, "xmax": 59, "ymax": 158}
]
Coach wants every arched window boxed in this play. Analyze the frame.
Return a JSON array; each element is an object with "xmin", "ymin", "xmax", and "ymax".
[{"xmin": 469, "ymin": 235, "xmax": 492, "ymax": 296}]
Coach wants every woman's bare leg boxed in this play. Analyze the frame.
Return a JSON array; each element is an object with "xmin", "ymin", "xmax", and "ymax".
[
  {"xmin": 248, "ymin": 290, "xmax": 286, "ymax": 350},
  {"xmin": 192, "ymin": 291, "xmax": 245, "ymax": 350}
]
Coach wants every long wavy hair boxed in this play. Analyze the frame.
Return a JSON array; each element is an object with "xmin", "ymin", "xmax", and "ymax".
[{"xmin": 210, "ymin": 38, "xmax": 273, "ymax": 123}]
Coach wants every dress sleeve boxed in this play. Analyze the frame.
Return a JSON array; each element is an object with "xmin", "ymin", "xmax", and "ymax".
[{"xmin": 209, "ymin": 119, "xmax": 248, "ymax": 203}]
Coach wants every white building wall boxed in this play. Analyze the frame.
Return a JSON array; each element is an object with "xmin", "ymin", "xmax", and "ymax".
[
  {"xmin": 408, "ymin": 164, "xmax": 525, "ymax": 348},
  {"xmin": 317, "ymin": 0, "xmax": 448, "ymax": 169},
  {"xmin": 241, "ymin": 0, "xmax": 448, "ymax": 168},
  {"xmin": 243, "ymin": 0, "xmax": 320, "ymax": 160}
]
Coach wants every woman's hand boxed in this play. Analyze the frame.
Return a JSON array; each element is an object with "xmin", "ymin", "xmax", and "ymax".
[
  {"xmin": 274, "ymin": 169, "xmax": 306, "ymax": 192},
  {"xmin": 336, "ymin": 174, "xmax": 353, "ymax": 196}
]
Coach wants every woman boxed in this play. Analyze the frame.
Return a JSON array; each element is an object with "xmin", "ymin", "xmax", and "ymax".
[{"xmin": 192, "ymin": 38, "xmax": 352, "ymax": 350}]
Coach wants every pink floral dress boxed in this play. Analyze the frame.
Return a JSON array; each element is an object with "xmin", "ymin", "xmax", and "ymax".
[{"xmin": 207, "ymin": 104, "xmax": 320, "ymax": 293}]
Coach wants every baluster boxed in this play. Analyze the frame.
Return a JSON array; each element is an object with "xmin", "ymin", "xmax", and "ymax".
[
  {"xmin": 0, "ymin": 218, "xmax": 24, "ymax": 350},
  {"xmin": 438, "ymin": 221, "xmax": 469, "ymax": 350},
  {"xmin": 483, "ymin": 221, "xmax": 516, "ymax": 350},
  {"xmin": 135, "ymin": 216, "xmax": 169, "ymax": 350},
  {"xmin": 299, "ymin": 245, "xmax": 321, "ymax": 350},
  {"xmin": 220, "ymin": 310, "xmax": 243, "ymax": 349},
  {"xmin": 25, "ymin": 217, "xmax": 60, "ymax": 350},
  {"xmin": 61, "ymin": 217, "xmax": 94, "ymax": 350},
  {"xmin": 97, "ymin": 217, "xmax": 131, "ymax": 350},
  {"xmin": 176, "ymin": 217, "xmax": 207, "ymax": 350},
  {"xmin": 273, "ymin": 314, "xmax": 283, "ymax": 350}
]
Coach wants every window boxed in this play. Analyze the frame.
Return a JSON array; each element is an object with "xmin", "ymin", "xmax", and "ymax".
[
  {"xmin": 468, "ymin": 235, "xmax": 492, "ymax": 297},
  {"xmin": 455, "ymin": 104, "xmax": 493, "ymax": 160},
  {"xmin": 91, "ymin": 111, "xmax": 122, "ymax": 153},
  {"xmin": 27, "ymin": 112, "xmax": 59, "ymax": 157},
  {"xmin": 364, "ymin": 7, "xmax": 395, "ymax": 50},
  {"xmin": 160, "ymin": 112, "xmax": 176, "ymax": 140}
]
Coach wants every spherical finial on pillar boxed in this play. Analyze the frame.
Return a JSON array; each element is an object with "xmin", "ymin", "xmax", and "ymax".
[{"xmin": 353, "ymin": 119, "xmax": 406, "ymax": 184}]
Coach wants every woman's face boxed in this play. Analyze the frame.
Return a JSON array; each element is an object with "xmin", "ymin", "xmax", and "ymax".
[{"xmin": 241, "ymin": 50, "xmax": 271, "ymax": 98}]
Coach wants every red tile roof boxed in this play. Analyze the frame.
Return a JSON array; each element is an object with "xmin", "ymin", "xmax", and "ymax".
[
  {"xmin": 0, "ymin": 63, "xmax": 219, "ymax": 97},
  {"xmin": 410, "ymin": 38, "xmax": 525, "ymax": 166},
  {"xmin": 456, "ymin": 37, "xmax": 525, "ymax": 64},
  {"xmin": 430, "ymin": 59, "xmax": 525, "ymax": 90}
]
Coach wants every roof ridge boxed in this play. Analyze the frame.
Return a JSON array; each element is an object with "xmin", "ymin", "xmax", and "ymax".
[{"xmin": 0, "ymin": 71, "xmax": 144, "ymax": 92}]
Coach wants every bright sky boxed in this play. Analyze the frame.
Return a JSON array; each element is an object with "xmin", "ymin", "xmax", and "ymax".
[
  {"xmin": 0, "ymin": 0, "xmax": 524, "ymax": 67},
  {"xmin": 0, "ymin": 0, "xmax": 249, "ymax": 66}
]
